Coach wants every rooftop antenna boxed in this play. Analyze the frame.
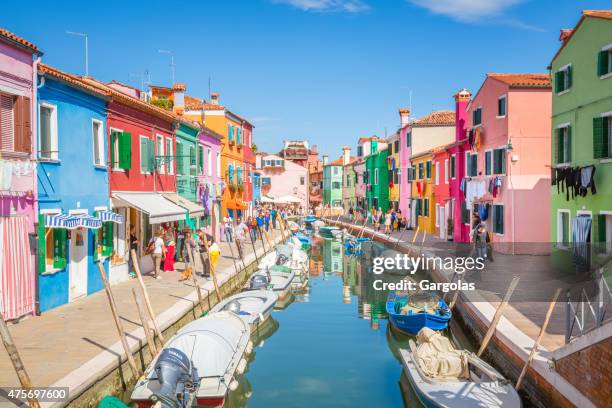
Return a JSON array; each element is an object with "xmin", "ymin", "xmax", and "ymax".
[
  {"xmin": 66, "ymin": 31, "xmax": 89, "ymax": 76},
  {"xmin": 158, "ymin": 49, "xmax": 175, "ymax": 84}
]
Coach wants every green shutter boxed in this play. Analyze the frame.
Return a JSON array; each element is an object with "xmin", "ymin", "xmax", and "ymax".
[
  {"xmin": 596, "ymin": 214, "xmax": 607, "ymax": 243},
  {"xmin": 198, "ymin": 146, "xmax": 203, "ymax": 172},
  {"xmin": 554, "ymin": 71, "xmax": 562, "ymax": 93},
  {"xmin": 593, "ymin": 117, "xmax": 606, "ymax": 159},
  {"xmin": 110, "ymin": 131, "xmax": 117, "ymax": 167},
  {"xmin": 118, "ymin": 132, "xmax": 132, "ymax": 170},
  {"xmin": 566, "ymin": 126, "xmax": 572, "ymax": 162},
  {"xmin": 556, "ymin": 129, "xmax": 562, "ymax": 163},
  {"xmin": 501, "ymin": 149, "xmax": 506, "ymax": 174},
  {"xmin": 93, "ymin": 211, "xmax": 99, "ymax": 261},
  {"xmin": 566, "ymin": 66, "xmax": 572, "ymax": 89},
  {"xmin": 149, "ymin": 139, "xmax": 156, "ymax": 172},
  {"xmin": 37, "ymin": 214, "xmax": 46, "ymax": 273},
  {"xmin": 176, "ymin": 143, "xmax": 184, "ymax": 175},
  {"xmin": 426, "ymin": 161, "xmax": 431, "ymax": 178},
  {"xmin": 102, "ymin": 222, "xmax": 113, "ymax": 256},
  {"xmin": 597, "ymin": 51, "xmax": 607, "ymax": 76},
  {"xmin": 53, "ymin": 228, "xmax": 67, "ymax": 269}
]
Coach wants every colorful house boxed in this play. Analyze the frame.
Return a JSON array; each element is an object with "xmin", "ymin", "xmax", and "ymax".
[
  {"xmin": 36, "ymin": 64, "xmax": 116, "ymax": 312},
  {"xmin": 386, "ymin": 131, "xmax": 400, "ymax": 211},
  {"xmin": 81, "ymin": 78, "xmax": 184, "ymax": 281},
  {"xmin": 410, "ymin": 150, "xmax": 436, "ymax": 233},
  {"xmin": 198, "ymin": 126, "xmax": 223, "ymax": 240},
  {"xmin": 252, "ymin": 171, "xmax": 261, "ymax": 205},
  {"xmin": 465, "ymin": 73, "xmax": 551, "ymax": 252},
  {"xmin": 0, "ymin": 28, "xmax": 41, "ymax": 320},
  {"xmin": 241, "ymin": 122, "xmax": 254, "ymax": 216},
  {"xmin": 449, "ymin": 89, "xmax": 471, "ymax": 242},
  {"xmin": 549, "ymin": 10, "xmax": 612, "ymax": 264},
  {"xmin": 398, "ymin": 108, "xmax": 411, "ymax": 221},
  {"xmin": 353, "ymin": 157, "xmax": 366, "ymax": 211},
  {"xmin": 341, "ymin": 147, "xmax": 356, "ymax": 211},
  {"xmin": 322, "ymin": 154, "xmax": 344, "ymax": 208},
  {"xmin": 256, "ymin": 153, "xmax": 308, "ymax": 208},
  {"xmin": 366, "ymin": 145, "xmax": 389, "ymax": 212}
]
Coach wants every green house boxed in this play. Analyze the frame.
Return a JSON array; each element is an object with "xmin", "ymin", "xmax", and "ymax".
[
  {"xmin": 366, "ymin": 147, "xmax": 389, "ymax": 212},
  {"xmin": 550, "ymin": 11, "xmax": 612, "ymax": 255},
  {"xmin": 175, "ymin": 120, "xmax": 201, "ymax": 228},
  {"xmin": 323, "ymin": 156, "xmax": 344, "ymax": 207}
]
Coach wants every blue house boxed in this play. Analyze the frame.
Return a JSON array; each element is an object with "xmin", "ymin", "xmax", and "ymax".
[
  {"xmin": 252, "ymin": 171, "xmax": 261, "ymax": 205},
  {"xmin": 36, "ymin": 64, "xmax": 121, "ymax": 312}
]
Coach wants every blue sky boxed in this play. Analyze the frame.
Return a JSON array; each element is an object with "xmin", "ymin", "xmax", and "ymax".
[{"xmin": 1, "ymin": 0, "xmax": 609, "ymax": 158}]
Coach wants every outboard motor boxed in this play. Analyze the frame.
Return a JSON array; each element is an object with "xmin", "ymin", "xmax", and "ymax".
[
  {"xmin": 225, "ymin": 300, "xmax": 242, "ymax": 314},
  {"xmin": 250, "ymin": 274, "xmax": 269, "ymax": 290},
  {"xmin": 276, "ymin": 254, "xmax": 289, "ymax": 265},
  {"xmin": 153, "ymin": 348, "xmax": 196, "ymax": 408}
]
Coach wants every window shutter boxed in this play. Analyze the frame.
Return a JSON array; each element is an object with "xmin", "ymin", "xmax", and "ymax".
[
  {"xmin": 566, "ymin": 66, "xmax": 572, "ymax": 89},
  {"xmin": 102, "ymin": 222, "xmax": 113, "ymax": 256},
  {"xmin": 198, "ymin": 146, "xmax": 203, "ymax": 172},
  {"xmin": 118, "ymin": 132, "xmax": 132, "ymax": 169},
  {"xmin": 53, "ymin": 228, "xmax": 67, "ymax": 269},
  {"xmin": 501, "ymin": 149, "xmax": 506, "ymax": 174},
  {"xmin": 597, "ymin": 51, "xmax": 606, "ymax": 76},
  {"xmin": 14, "ymin": 96, "xmax": 31, "ymax": 153},
  {"xmin": 38, "ymin": 214, "xmax": 46, "ymax": 273},
  {"xmin": 556, "ymin": 129, "xmax": 563, "ymax": 163},
  {"xmin": 566, "ymin": 126, "xmax": 572, "ymax": 162},
  {"xmin": 92, "ymin": 211, "xmax": 99, "ymax": 261},
  {"xmin": 111, "ymin": 132, "xmax": 118, "ymax": 167},
  {"xmin": 593, "ymin": 117, "xmax": 606, "ymax": 159},
  {"xmin": 554, "ymin": 71, "xmax": 562, "ymax": 93},
  {"xmin": 596, "ymin": 214, "xmax": 606, "ymax": 243}
]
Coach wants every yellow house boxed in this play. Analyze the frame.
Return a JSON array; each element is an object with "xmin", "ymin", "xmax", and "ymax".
[
  {"xmin": 387, "ymin": 131, "xmax": 400, "ymax": 210},
  {"xmin": 409, "ymin": 150, "xmax": 436, "ymax": 234}
]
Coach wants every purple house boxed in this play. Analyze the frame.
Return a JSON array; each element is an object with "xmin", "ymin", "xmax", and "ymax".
[
  {"xmin": 0, "ymin": 27, "xmax": 42, "ymax": 320},
  {"xmin": 198, "ymin": 125, "xmax": 223, "ymax": 240}
]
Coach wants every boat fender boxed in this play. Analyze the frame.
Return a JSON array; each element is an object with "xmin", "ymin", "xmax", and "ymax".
[
  {"xmin": 245, "ymin": 341, "xmax": 254, "ymax": 355},
  {"xmin": 236, "ymin": 358, "xmax": 248, "ymax": 375},
  {"xmin": 259, "ymin": 312, "xmax": 265, "ymax": 323},
  {"xmin": 229, "ymin": 379, "xmax": 239, "ymax": 391},
  {"xmin": 258, "ymin": 339, "xmax": 265, "ymax": 348}
]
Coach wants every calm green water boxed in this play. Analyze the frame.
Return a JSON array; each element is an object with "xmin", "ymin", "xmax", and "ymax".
[{"xmin": 225, "ymin": 237, "xmax": 460, "ymax": 407}]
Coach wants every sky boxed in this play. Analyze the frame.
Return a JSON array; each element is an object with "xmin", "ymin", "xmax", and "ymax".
[{"xmin": 1, "ymin": 0, "xmax": 609, "ymax": 158}]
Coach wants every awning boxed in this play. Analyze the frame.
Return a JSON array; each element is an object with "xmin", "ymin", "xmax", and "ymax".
[
  {"xmin": 276, "ymin": 195, "xmax": 302, "ymax": 204},
  {"xmin": 112, "ymin": 192, "xmax": 186, "ymax": 224},
  {"xmin": 260, "ymin": 195, "xmax": 275, "ymax": 203},
  {"xmin": 163, "ymin": 193, "xmax": 205, "ymax": 217},
  {"xmin": 226, "ymin": 198, "xmax": 248, "ymax": 210},
  {"xmin": 44, "ymin": 214, "xmax": 102, "ymax": 229},
  {"xmin": 97, "ymin": 210, "xmax": 124, "ymax": 224}
]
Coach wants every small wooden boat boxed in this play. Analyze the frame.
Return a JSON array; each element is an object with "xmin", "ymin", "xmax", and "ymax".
[
  {"xmin": 258, "ymin": 243, "xmax": 309, "ymax": 278},
  {"xmin": 131, "ymin": 311, "xmax": 251, "ymax": 408},
  {"xmin": 387, "ymin": 291, "xmax": 452, "ymax": 335},
  {"xmin": 210, "ymin": 291, "xmax": 277, "ymax": 330},
  {"xmin": 319, "ymin": 225, "xmax": 341, "ymax": 239},
  {"xmin": 400, "ymin": 328, "xmax": 521, "ymax": 408},
  {"xmin": 245, "ymin": 267, "xmax": 295, "ymax": 301}
]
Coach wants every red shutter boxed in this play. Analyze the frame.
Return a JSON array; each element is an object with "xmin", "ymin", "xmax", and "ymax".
[
  {"xmin": 13, "ymin": 95, "xmax": 23, "ymax": 151},
  {"xmin": 0, "ymin": 93, "xmax": 15, "ymax": 151},
  {"xmin": 20, "ymin": 96, "xmax": 32, "ymax": 153}
]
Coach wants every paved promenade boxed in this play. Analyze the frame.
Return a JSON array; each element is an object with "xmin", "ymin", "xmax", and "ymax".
[{"xmin": 0, "ymin": 227, "xmax": 284, "ymax": 407}]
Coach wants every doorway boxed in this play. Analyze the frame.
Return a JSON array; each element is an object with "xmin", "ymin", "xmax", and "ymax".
[
  {"xmin": 69, "ymin": 228, "xmax": 88, "ymax": 301},
  {"xmin": 439, "ymin": 206, "xmax": 446, "ymax": 240}
]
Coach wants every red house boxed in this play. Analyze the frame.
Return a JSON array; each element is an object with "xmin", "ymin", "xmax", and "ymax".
[{"xmin": 241, "ymin": 122, "xmax": 254, "ymax": 214}]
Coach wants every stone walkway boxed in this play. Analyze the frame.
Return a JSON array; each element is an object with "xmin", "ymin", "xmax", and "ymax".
[{"xmin": 0, "ymin": 227, "xmax": 284, "ymax": 407}]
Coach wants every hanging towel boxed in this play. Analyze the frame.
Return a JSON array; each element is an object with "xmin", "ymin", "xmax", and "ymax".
[{"xmin": 478, "ymin": 203, "xmax": 489, "ymax": 221}]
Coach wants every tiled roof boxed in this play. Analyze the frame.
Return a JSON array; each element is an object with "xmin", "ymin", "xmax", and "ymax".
[
  {"xmin": 0, "ymin": 27, "xmax": 40, "ymax": 54},
  {"xmin": 185, "ymin": 95, "xmax": 203, "ymax": 110},
  {"xmin": 38, "ymin": 64, "xmax": 110, "ymax": 98},
  {"xmin": 203, "ymin": 102, "xmax": 225, "ymax": 111},
  {"xmin": 411, "ymin": 110, "xmax": 455, "ymax": 127},
  {"xmin": 487, "ymin": 73, "xmax": 551, "ymax": 88},
  {"xmin": 328, "ymin": 157, "xmax": 344, "ymax": 166},
  {"xmin": 551, "ymin": 10, "xmax": 612, "ymax": 64}
]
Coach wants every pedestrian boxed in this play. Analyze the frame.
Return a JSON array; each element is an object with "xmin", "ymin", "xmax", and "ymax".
[
  {"xmin": 473, "ymin": 223, "xmax": 491, "ymax": 262},
  {"xmin": 208, "ymin": 236, "xmax": 221, "ymax": 273},
  {"xmin": 234, "ymin": 217, "xmax": 249, "ymax": 260},
  {"xmin": 163, "ymin": 230, "xmax": 175, "ymax": 273},
  {"xmin": 150, "ymin": 229, "xmax": 165, "ymax": 279},
  {"xmin": 196, "ymin": 230, "xmax": 211, "ymax": 277},
  {"xmin": 128, "ymin": 225, "xmax": 138, "ymax": 278},
  {"xmin": 256, "ymin": 212, "xmax": 265, "ymax": 239},
  {"xmin": 384, "ymin": 209, "xmax": 392, "ymax": 234},
  {"xmin": 223, "ymin": 214, "xmax": 233, "ymax": 242},
  {"xmin": 271, "ymin": 207, "xmax": 278, "ymax": 229},
  {"xmin": 249, "ymin": 216, "xmax": 258, "ymax": 241},
  {"xmin": 376, "ymin": 207, "xmax": 383, "ymax": 231},
  {"xmin": 264, "ymin": 210, "xmax": 271, "ymax": 232}
]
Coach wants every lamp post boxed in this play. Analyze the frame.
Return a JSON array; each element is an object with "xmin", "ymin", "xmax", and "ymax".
[{"xmin": 66, "ymin": 31, "xmax": 88, "ymax": 76}]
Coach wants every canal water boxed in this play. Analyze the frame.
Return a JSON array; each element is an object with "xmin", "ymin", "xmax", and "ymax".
[{"xmin": 225, "ymin": 236, "xmax": 474, "ymax": 407}]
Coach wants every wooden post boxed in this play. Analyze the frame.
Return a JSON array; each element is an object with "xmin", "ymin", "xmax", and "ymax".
[
  {"xmin": 131, "ymin": 288, "xmax": 157, "ymax": 358},
  {"xmin": 131, "ymin": 249, "xmax": 164, "ymax": 343},
  {"xmin": 97, "ymin": 262, "xmax": 140, "ymax": 378},
  {"xmin": 411, "ymin": 226, "xmax": 420, "ymax": 244},
  {"xmin": 394, "ymin": 226, "xmax": 406, "ymax": 249},
  {"xmin": 515, "ymin": 288, "xmax": 561, "ymax": 390},
  {"xmin": 186, "ymin": 245, "xmax": 204, "ymax": 312},
  {"xmin": 0, "ymin": 312, "xmax": 41, "ymax": 408},
  {"xmin": 201, "ymin": 216, "xmax": 222, "ymax": 302},
  {"xmin": 258, "ymin": 225, "xmax": 267, "ymax": 254},
  {"xmin": 248, "ymin": 223, "xmax": 259, "ymax": 264},
  {"xmin": 477, "ymin": 276, "xmax": 520, "ymax": 357}
]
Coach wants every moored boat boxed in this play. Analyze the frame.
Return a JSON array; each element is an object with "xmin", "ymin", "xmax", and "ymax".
[
  {"xmin": 399, "ymin": 328, "xmax": 521, "ymax": 408},
  {"xmin": 210, "ymin": 290, "xmax": 278, "ymax": 330},
  {"xmin": 386, "ymin": 291, "xmax": 451, "ymax": 335},
  {"xmin": 318, "ymin": 225, "xmax": 341, "ymax": 239},
  {"xmin": 245, "ymin": 267, "xmax": 295, "ymax": 301},
  {"xmin": 130, "ymin": 311, "xmax": 251, "ymax": 408}
]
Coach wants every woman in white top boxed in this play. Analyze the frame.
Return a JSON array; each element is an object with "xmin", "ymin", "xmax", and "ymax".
[{"xmin": 151, "ymin": 229, "xmax": 165, "ymax": 279}]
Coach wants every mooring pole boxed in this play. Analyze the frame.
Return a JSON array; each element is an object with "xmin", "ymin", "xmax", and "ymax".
[
  {"xmin": 130, "ymin": 249, "xmax": 164, "ymax": 343},
  {"xmin": 132, "ymin": 288, "xmax": 158, "ymax": 358}
]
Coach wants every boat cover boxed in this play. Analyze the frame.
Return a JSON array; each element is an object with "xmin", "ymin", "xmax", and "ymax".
[
  {"xmin": 276, "ymin": 244, "xmax": 293, "ymax": 259},
  {"xmin": 147, "ymin": 312, "xmax": 247, "ymax": 379},
  {"xmin": 414, "ymin": 328, "xmax": 469, "ymax": 380}
]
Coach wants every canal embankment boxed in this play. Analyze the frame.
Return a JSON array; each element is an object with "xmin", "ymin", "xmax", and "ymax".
[
  {"xmin": 0, "ymin": 228, "xmax": 286, "ymax": 408},
  {"xmin": 325, "ymin": 217, "xmax": 601, "ymax": 408}
]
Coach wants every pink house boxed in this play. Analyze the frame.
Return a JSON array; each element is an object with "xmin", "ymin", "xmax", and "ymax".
[
  {"xmin": 255, "ymin": 153, "xmax": 308, "ymax": 208},
  {"xmin": 0, "ymin": 28, "xmax": 41, "ymax": 320},
  {"xmin": 450, "ymin": 89, "xmax": 471, "ymax": 242},
  {"xmin": 464, "ymin": 74, "xmax": 552, "ymax": 253},
  {"xmin": 398, "ymin": 108, "xmax": 411, "ymax": 221},
  {"xmin": 199, "ymin": 126, "xmax": 223, "ymax": 240}
]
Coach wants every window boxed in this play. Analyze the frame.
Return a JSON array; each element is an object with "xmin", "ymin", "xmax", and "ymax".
[
  {"xmin": 598, "ymin": 47, "xmax": 612, "ymax": 77},
  {"xmin": 166, "ymin": 138, "xmax": 173, "ymax": 174},
  {"xmin": 597, "ymin": 213, "xmax": 612, "ymax": 254},
  {"xmin": 111, "ymin": 130, "xmax": 132, "ymax": 170},
  {"xmin": 236, "ymin": 166, "xmax": 242, "ymax": 185},
  {"xmin": 374, "ymin": 168, "xmax": 379, "ymax": 185},
  {"xmin": 426, "ymin": 161, "xmax": 432, "ymax": 179},
  {"xmin": 1, "ymin": 93, "xmax": 31, "ymax": 154},
  {"xmin": 262, "ymin": 177, "xmax": 271, "ymax": 186},
  {"xmin": 461, "ymin": 201, "xmax": 469, "ymax": 225},
  {"xmin": 557, "ymin": 210, "xmax": 570, "ymax": 247},
  {"xmin": 300, "ymin": 176, "xmax": 305, "ymax": 185},
  {"xmin": 156, "ymin": 135, "xmax": 164, "ymax": 174},
  {"xmin": 492, "ymin": 204, "xmax": 504, "ymax": 234},
  {"xmin": 444, "ymin": 159, "xmax": 449, "ymax": 184},
  {"xmin": 37, "ymin": 212, "xmax": 67, "ymax": 272},
  {"xmin": 493, "ymin": 148, "xmax": 507, "ymax": 174},
  {"xmin": 424, "ymin": 198, "xmax": 429, "ymax": 217},
  {"xmin": 333, "ymin": 166, "xmax": 338, "ymax": 175},
  {"xmin": 450, "ymin": 155, "xmax": 456, "ymax": 179},
  {"xmin": 407, "ymin": 167, "xmax": 415, "ymax": 182},
  {"xmin": 207, "ymin": 148, "xmax": 212, "ymax": 175},
  {"xmin": 236, "ymin": 127, "xmax": 242, "ymax": 145},
  {"xmin": 497, "ymin": 96, "xmax": 506, "ymax": 117},
  {"xmin": 357, "ymin": 145, "xmax": 363, "ymax": 156},
  {"xmin": 216, "ymin": 152, "xmax": 221, "ymax": 177},
  {"xmin": 435, "ymin": 204, "xmax": 440, "ymax": 227},
  {"xmin": 593, "ymin": 115, "xmax": 611, "ymax": 159},
  {"xmin": 416, "ymin": 199, "xmax": 422, "ymax": 216},
  {"xmin": 197, "ymin": 145, "xmax": 204, "ymax": 174},
  {"xmin": 388, "ymin": 143, "xmax": 393, "ymax": 155},
  {"xmin": 485, "ymin": 150, "xmax": 492, "ymax": 175},
  {"xmin": 175, "ymin": 141, "xmax": 184, "ymax": 175},
  {"xmin": 332, "ymin": 181, "xmax": 341, "ymax": 189},
  {"xmin": 39, "ymin": 103, "xmax": 58, "ymax": 160},
  {"xmin": 435, "ymin": 162, "xmax": 439, "ymax": 185},
  {"xmin": 555, "ymin": 125, "xmax": 571, "ymax": 164},
  {"xmin": 418, "ymin": 163, "xmax": 424, "ymax": 179},
  {"xmin": 394, "ymin": 140, "xmax": 399, "ymax": 153},
  {"xmin": 0, "ymin": 93, "xmax": 15, "ymax": 152},
  {"xmin": 92, "ymin": 119, "xmax": 104, "ymax": 166},
  {"xmin": 140, "ymin": 136, "xmax": 153, "ymax": 173},
  {"xmin": 555, "ymin": 65, "xmax": 572, "ymax": 93},
  {"xmin": 466, "ymin": 152, "xmax": 478, "ymax": 177},
  {"xmin": 227, "ymin": 123, "xmax": 234, "ymax": 142},
  {"xmin": 407, "ymin": 131, "xmax": 412, "ymax": 148},
  {"xmin": 473, "ymin": 107, "xmax": 482, "ymax": 126}
]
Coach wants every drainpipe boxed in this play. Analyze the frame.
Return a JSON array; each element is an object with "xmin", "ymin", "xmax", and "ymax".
[
  {"xmin": 33, "ymin": 56, "xmax": 42, "ymax": 315},
  {"xmin": 507, "ymin": 138, "xmax": 516, "ymax": 256}
]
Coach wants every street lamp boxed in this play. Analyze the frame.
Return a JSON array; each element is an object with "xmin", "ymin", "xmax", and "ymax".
[
  {"xmin": 158, "ymin": 49, "xmax": 175, "ymax": 84},
  {"xmin": 66, "ymin": 31, "xmax": 88, "ymax": 76}
]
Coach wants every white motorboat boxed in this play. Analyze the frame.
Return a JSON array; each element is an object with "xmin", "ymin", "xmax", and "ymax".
[
  {"xmin": 131, "ymin": 311, "xmax": 251, "ymax": 408},
  {"xmin": 210, "ymin": 290, "xmax": 278, "ymax": 330},
  {"xmin": 245, "ymin": 267, "xmax": 295, "ymax": 301},
  {"xmin": 399, "ymin": 328, "xmax": 521, "ymax": 408}
]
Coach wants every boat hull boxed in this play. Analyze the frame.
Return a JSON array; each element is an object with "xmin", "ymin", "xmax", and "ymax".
[{"xmin": 386, "ymin": 302, "xmax": 451, "ymax": 335}]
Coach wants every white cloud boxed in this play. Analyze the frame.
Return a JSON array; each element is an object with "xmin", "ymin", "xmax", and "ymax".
[
  {"xmin": 408, "ymin": 0, "xmax": 526, "ymax": 23},
  {"xmin": 272, "ymin": 0, "xmax": 370, "ymax": 13}
]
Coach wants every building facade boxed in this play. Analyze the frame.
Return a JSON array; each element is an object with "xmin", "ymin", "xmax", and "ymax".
[
  {"xmin": 256, "ymin": 153, "xmax": 308, "ymax": 208},
  {"xmin": 198, "ymin": 126, "xmax": 223, "ymax": 240},
  {"xmin": 366, "ymin": 147, "xmax": 389, "ymax": 212},
  {"xmin": 387, "ymin": 132, "xmax": 400, "ymax": 211},
  {"xmin": 322, "ymin": 155, "xmax": 343, "ymax": 208},
  {"xmin": 410, "ymin": 151, "xmax": 435, "ymax": 233},
  {"xmin": 450, "ymin": 89, "xmax": 471, "ymax": 242},
  {"xmin": 398, "ymin": 109, "xmax": 411, "ymax": 221}
]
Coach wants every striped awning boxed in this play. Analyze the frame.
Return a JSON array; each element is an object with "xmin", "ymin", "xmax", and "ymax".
[
  {"xmin": 97, "ymin": 210, "xmax": 124, "ymax": 224},
  {"xmin": 44, "ymin": 214, "xmax": 102, "ymax": 229}
]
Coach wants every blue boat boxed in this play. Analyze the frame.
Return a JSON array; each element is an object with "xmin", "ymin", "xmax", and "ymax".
[
  {"xmin": 294, "ymin": 232, "xmax": 311, "ymax": 246},
  {"xmin": 304, "ymin": 215, "xmax": 317, "ymax": 228},
  {"xmin": 386, "ymin": 291, "xmax": 451, "ymax": 335}
]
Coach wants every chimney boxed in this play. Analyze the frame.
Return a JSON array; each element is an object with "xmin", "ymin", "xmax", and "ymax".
[
  {"xmin": 210, "ymin": 92, "xmax": 220, "ymax": 105},
  {"xmin": 559, "ymin": 29, "xmax": 573, "ymax": 43},
  {"xmin": 399, "ymin": 108, "xmax": 410, "ymax": 127},
  {"xmin": 342, "ymin": 146, "xmax": 351, "ymax": 166},
  {"xmin": 172, "ymin": 83, "xmax": 186, "ymax": 115},
  {"xmin": 454, "ymin": 88, "xmax": 471, "ymax": 142},
  {"xmin": 322, "ymin": 155, "xmax": 328, "ymax": 166},
  {"xmin": 310, "ymin": 144, "xmax": 318, "ymax": 155}
]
